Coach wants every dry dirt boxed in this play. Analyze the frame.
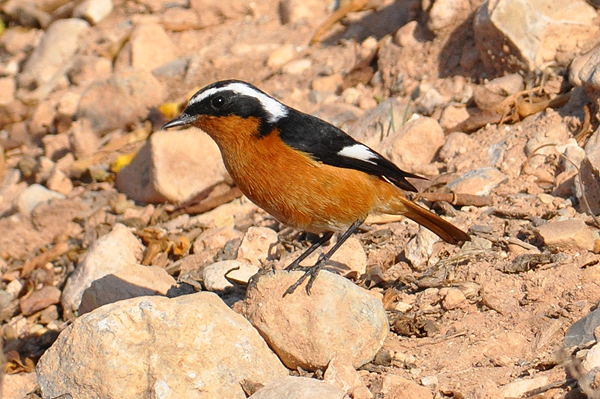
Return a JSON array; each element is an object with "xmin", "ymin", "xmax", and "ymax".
[{"xmin": 2, "ymin": 0, "xmax": 600, "ymax": 398}]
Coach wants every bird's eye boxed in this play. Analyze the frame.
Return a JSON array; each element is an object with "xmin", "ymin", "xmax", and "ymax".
[{"xmin": 211, "ymin": 96, "xmax": 225, "ymax": 109}]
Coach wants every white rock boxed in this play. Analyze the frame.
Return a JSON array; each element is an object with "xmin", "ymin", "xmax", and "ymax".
[
  {"xmin": 17, "ymin": 184, "xmax": 65, "ymax": 214},
  {"xmin": 79, "ymin": 264, "xmax": 177, "ymax": 314},
  {"xmin": 500, "ymin": 376, "xmax": 548, "ymax": 399},
  {"xmin": 243, "ymin": 270, "xmax": 388, "ymax": 370},
  {"xmin": 202, "ymin": 260, "xmax": 259, "ymax": 291},
  {"xmin": 61, "ymin": 224, "xmax": 144, "ymax": 316},
  {"xmin": 73, "ymin": 0, "xmax": 113, "ymax": 25},
  {"xmin": 445, "ymin": 167, "xmax": 508, "ymax": 196},
  {"xmin": 38, "ymin": 293, "xmax": 288, "ymax": 399},
  {"xmin": 404, "ymin": 226, "xmax": 439, "ymax": 269},
  {"xmin": 249, "ymin": 376, "xmax": 346, "ymax": 399},
  {"xmin": 583, "ymin": 343, "xmax": 600, "ymax": 372}
]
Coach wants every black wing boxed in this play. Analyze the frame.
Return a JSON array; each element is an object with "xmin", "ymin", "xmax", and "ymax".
[{"xmin": 276, "ymin": 109, "xmax": 423, "ymax": 192}]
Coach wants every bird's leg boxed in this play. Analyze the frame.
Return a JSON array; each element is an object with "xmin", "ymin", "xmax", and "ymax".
[
  {"xmin": 284, "ymin": 220, "xmax": 363, "ymax": 296},
  {"xmin": 285, "ymin": 232, "xmax": 333, "ymax": 271}
]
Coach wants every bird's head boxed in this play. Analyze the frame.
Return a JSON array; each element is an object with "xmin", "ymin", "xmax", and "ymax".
[{"xmin": 162, "ymin": 80, "xmax": 288, "ymax": 141}]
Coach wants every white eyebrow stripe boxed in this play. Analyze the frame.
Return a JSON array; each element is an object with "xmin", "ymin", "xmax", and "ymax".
[
  {"xmin": 188, "ymin": 82, "xmax": 288, "ymax": 123},
  {"xmin": 337, "ymin": 144, "xmax": 379, "ymax": 164}
]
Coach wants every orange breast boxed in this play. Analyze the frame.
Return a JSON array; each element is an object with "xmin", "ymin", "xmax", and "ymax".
[{"xmin": 198, "ymin": 116, "xmax": 402, "ymax": 233}]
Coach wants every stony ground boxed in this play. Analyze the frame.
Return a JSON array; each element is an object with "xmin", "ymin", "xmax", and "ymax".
[{"xmin": 2, "ymin": 0, "xmax": 600, "ymax": 398}]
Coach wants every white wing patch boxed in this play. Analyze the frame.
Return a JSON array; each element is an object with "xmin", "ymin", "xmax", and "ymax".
[
  {"xmin": 337, "ymin": 144, "xmax": 378, "ymax": 164},
  {"xmin": 188, "ymin": 82, "xmax": 288, "ymax": 123}
]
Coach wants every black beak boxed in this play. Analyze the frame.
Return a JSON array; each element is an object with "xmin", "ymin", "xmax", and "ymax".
[{"xmin": 162, "ymin": 113, "xmax": 197, "ymax": 130}]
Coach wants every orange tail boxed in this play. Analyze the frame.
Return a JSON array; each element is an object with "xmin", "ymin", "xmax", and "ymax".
[{"xmin": 395, "ymin": 195, "xmax": 470, "ymax": 245}]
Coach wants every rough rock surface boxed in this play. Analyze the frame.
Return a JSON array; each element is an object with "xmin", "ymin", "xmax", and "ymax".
[
  {"xmin": 243, "ymin": 270, "xmax": 388, "ymax": 370},
  {"xmin": 248, "ymin": 376, "xmax": 347, "ymax": 399},
  {"xmin": 37, "ymin": 293, "xmax": 288, "ymax": 399}
]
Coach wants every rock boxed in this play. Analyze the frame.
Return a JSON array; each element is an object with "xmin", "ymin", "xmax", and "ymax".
[
  {"xmin": 125, "ymin": 23, "xmax": 177, "ymax": 71},
  {"xmin": 1, "ymin": 372, "xmax": 38, "ymax": 399},
  {"xmin": 583, "ymin": 343, "xmax": 600, "ymax": 372},
  {"xmin": 249, "ymin": 376, "xmax": 347, "ymax": 399},
  {"xmin": 537, "ymin": 218, "xmax": 596, "ymax": 252},
  {"xmin": 312, "ymin": 75, "xmax": 343, "ymax": 93},
  {"xmin": 160, "ymin": 7, "xmax": 211, "ymax": 31},
  {"xmin": 202, "ymin": 260, "xmax": 259, "ymax": 292},
  {"xmin": 445, "ymin": 167, "xmax": 507, "ymax": 195},
  {"xmin": 428, "ymin": 0, "xmax": 471, "ymax": 32},
  {"xmin": 346, "ymin": 99, "xmax": 408, "ymax": 150},
  {"xmin": 565, "ymin": 307, "xmax": 600, "ymax": 348},
  {"xmin": 380, "ymin": 374, "xmax": 432, "ymax": 399},
  {"xmin": 42, "ymin": 133, "xmax": 70, "ymax": 160},
  {"xmin": 524, "ymin": 123, "xmax": 570, "ymax": 167},
  {"xmin": 38, "ymin": 293, "xmax": 288, "ymax": 399},
  {"xmin": 19, "ymin": 285, "xmax": 61, "ymax": 316},
  {"xmin": 394, "ymin": 20, "xmax": 419, "ymax": 48},
  {"xmin": 0, "ymin": 77, "xmax": 16, "ymax": 105},
  {"xmin": 267, "ymin": 45, "xmax": 296, "ymax": 69},
  {"xmin": 79, "ymin": 264, "xmax": 177, "ymax": 314},
  {"xmin": 0, "ymin": 26, "xmax": 41, "ymax": 55},
  {"xmin": 243, "ymin": 270, "xmax": 388, "ymax": 370},
  {"xmin": 46, "ymin": 169, "xmax": 73, "ymax": 195},
  {"xmin": 484, "ymin": 73, "xmax": 523, "ymax": 96},
  {"xmin": 474, "ymin": 0, "xmax": 598, "ymax": 75},
  {"xmin": 439, "ymin": 132, "xmax": 476, "ymax": 161},
  {"xmin": 439, "ymin": 105, "xmax": 470, "ymax": 131},
  {"xmin": 69, "ymin": 118, "xmax": 100, "ymax": 159},
  {"xmin": 379, "ymin": 117, "xmax": 445, "ymax": 171},
  {"xmin": 77, "ymin": 68, "xmax": 167, "ymax": 134},
  {"xmin": 404, "ymin": 227, "xmax": 440, "ymax": 269},
  {"xmin": 282, "ymin": 59, "xmax": 312, "ymax": 75},
  {"xmin": 440, "ymin": 287, "xmax": 467, "ymax": 310},
  {"xmin": 115, "ymin": 128, "xmax": 227, "ymax": 203},
  {"xmin": 68, "ymin": 55, "xmax": 113, "ymax": 87},
  {"xmin": 193, "ymin": 200, "xmax": 258, "ymax": 229},
  {"xmin": 61, "ymin": 224, "xmax": 144, "ymax": 315},
  {"xmin": 17, "ymin": 184, "xmax": 65, "ymax": 214},
  {"xmin": 73, "ymin": 0, "xmax": 113, "ymax": 25},
  {"xmin": 413, "ymin": 83, "xmax": 445, "ymax": 115},
  {"xmin": 237, "ymin": 227, "xmax": 279, "ymax": 266},
  {"xmin": 324, "ymin": 357, "xmax": 371, "ymax": 398},
  {"xmin": 19, "ymin": 19, "xmax": 89, "ymax": 92},
  {"xmin": 500, "ymin": 376, "xmax": 549, "ymax": 399},
  {"xmin": 326, "ymin": 236, "xmax": 367, "ymax": 277}
]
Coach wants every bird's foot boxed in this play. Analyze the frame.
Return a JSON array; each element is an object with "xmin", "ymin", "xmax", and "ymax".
[{"xmin": 283, "ymin": 255, "xmax": 327, "ymax": 296}]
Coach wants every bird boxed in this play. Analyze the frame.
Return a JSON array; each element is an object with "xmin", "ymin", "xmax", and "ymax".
[{"xmin": 163, "ymin": 80, "xmax": 470, "ymax": 295}]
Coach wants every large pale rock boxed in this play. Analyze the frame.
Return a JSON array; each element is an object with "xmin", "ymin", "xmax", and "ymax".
[
  {"xmin": 115, "ymin": 129, "xmax": 227, "ymax": 203},
  {"xmin": 537, "ymin": 218, "xmax": 596, "ymax": 252},
  {"xmin": 249, "ymin": 376, "xmax": 346, "ymax": 399},
  {"xmin": 243, "ymin": 270, "xmax": 388, "ymax": 370},
  {"xmin": 19, "ymin": 19, "xmax": 89, "ymax": 90},
  {"xmin": 474, "ymin": 0, "xmax": 598, "ymax": 75},
  {"xmin": 379, "ymin": 117, "xmax": 445, "ymax": 170},
  {"xmin": 79, "ymin": 264, "xmax": 177, "ymax": 314},
  {"xmin": 61, "ymin": 224, "xmax": 144, "ymax": 315},
  {"xmin": 76, "ymin": 68, "xmax": 167, "ymax": 134},
  {"xmin": 37, "ymin": 293, "xmax": 288, "ymax": 399}
]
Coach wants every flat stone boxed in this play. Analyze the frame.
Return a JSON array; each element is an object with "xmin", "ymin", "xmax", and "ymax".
[
  {"xmin": 19, "ymin": 285, "xmax": 61, "ymax": 316},
  {"xmin": 202, "ymin": 260, "xmax": 259, "ymax": 292},
  {"xmin": 243, "ymin": 270, "xmax": 388, "ymax": 370},
  {"xmin": 380, "ymin": 375, "xmax": 432, "ymax": 399},
  {"xmin": 79, "ymin": 264, "xmax": 177, "ymax": 314},
  {"xmin": 38, "ymin": 293, "xmax": 288, "ymax": 399},
  {"xmin": 500, "ymin": 376, "xmax": 549, "ymax": 399},
  {"xmin": 115, "ymin": 128, "xmax": 227, "ymax": 203},
  {"xmin": 565, "ymin": 307, "xmax": 600, "ymax": 348},
  {"xmin": 128, "ymin": 23, "xmax": 177, "ymax": 71},
  {"xmin": 537, "ymin": 218, "xmax": 596, "ymax": 252}
]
